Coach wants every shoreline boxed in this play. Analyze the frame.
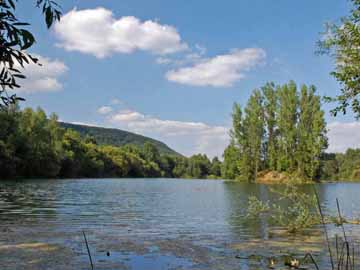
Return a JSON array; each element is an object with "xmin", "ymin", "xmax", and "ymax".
[{"xmin": 1, "ymin": 176, "xmax": 360, "ymax": 184}]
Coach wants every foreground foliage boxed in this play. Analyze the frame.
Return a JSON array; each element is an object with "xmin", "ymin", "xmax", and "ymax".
[
  {"xmin": 319, "ymin": 0, "xmax": 360, "ymax": 118},
  {"xmin": 0, "ymin": 0, "xmax": 61, "ymax": 108}
]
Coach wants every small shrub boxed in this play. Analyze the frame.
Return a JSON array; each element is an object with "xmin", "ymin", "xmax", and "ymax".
[{"xmin": 246, "ymin": 184, "xmax": 320, "ymax": 233}]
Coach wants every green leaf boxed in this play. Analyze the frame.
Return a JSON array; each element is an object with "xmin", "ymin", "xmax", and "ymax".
[
  {"xmin": 13, "ymin": 74, "xmax": 26, "ymax": 79},
  {"xmin": 8, "ymin": 0, "xmax": 15, "ymax": 10},
  {"xmin": 13, "ymin": 22, "xmax": 30, "ymax": 26},
  {"xmin": 45, "ymin": 6, "xmax": 53, "ymax": 28},
  {"xmin": 20, "ymin": 29, "xmax": 35, "ymax": 50}
]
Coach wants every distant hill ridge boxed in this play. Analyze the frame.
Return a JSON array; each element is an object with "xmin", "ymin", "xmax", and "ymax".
[{"xmin": 59, "ymin": 122, "xmax": 180, "ymax": 156}]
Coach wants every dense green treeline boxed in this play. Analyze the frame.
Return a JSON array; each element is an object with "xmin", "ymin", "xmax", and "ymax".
[
  {"xmin": 3, "ymin": 90, "xmax": 360, "ymax": 182},
  {"xmin": 320, "ymin": 149, "xmax": 360, "ymax": 181},
  {"xmin": 59, "ymin": 122, "xmax": 179, "ymax": 156},
  {"xmin": 0, "ymin": 106, "xmax": 221, "ymax": 180},
  {"xmin": 222, "ymin": 81, "xmax": 328, "ymax": 182}
]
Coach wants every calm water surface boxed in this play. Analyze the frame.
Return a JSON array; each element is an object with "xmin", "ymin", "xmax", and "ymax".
[{"xmin": 0, "ymin": 179, "xmax": 360, "ymax": 270}]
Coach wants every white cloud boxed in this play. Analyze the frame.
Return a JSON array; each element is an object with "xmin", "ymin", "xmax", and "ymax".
[
  {"xmin": 156, "ymin": 55, "xmax": 202, "ymax": 67},
  {"xmin": 54, "ymin": 8, "xmax": 265, "ymax": 89},
  {"xmin": 110, "ymin": 98, "xmax": 125, "ymax": 105},
  {"xmin": 195, "ymin": 44, "xmax": 207, "ymax": 55},
  {"xmin": 155, "ymin": 44, "xmax": 206, "ymax": 66},
  {"xmin": 156, "ymin": 53, "xmax": 203, "ymax": 66},
  {"xmin": 166, "ymin": 48, "xmax": 266, "ymax": 87},
  {"xmin": 105, "ymin": 109, "xmax": 229, "ymax": 158},
  {"xmin": 97, "ymin": 106, "xmax": 113, "ymax": 115},
  {"xmin": 54, "ymin": 7, "xmax": 188, "ymax": 58},
  {"xmin": 156, "ymin": 57, "xmax": 173, "ymax": 65},
  {"xmin": 15, "ymin": 54, "xmax": 68, "ymax": 93},
  {"xmin": 327, "ymin": 122, "xmax": 360, "ymax": 152}
]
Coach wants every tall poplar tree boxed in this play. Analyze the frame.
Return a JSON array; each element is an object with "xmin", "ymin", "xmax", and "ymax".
[
  {"xmin": 229, "ymin": 102, "xmax": 243, "ymax": 146},
  {"xmin": 262, "ymin": 82, "xmax": 278, "ymax": 170},
  {"xmin": 224, "ymin": 81, "xmax": 328, "ymax": 181},
  {"xmin": 297, "ymin": 85, "xmax": 328, "ymax": 179},
  {"xmin": 222, "ymin": 144, "xmax": 240, "ymax": 179},
  {"xmin": 277, "ymin": 81, "xmax": 299, "ymax": 172},
  {"xmin": 297, "ymin": 85, "xmax": 312, "ymax": 177},
  {"xmin": 308, "ymin": 91, "xmax": 328, "ymax": 179},
  {"xmin": 240, "ymin": 90, "xmax": 264, "ymax": 182},
  {"xmin": 223, "ymin": 103, "xmax": 243, "ymax": 179}
]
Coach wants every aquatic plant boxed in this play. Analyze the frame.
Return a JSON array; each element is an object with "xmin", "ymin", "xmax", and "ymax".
[
  {"xmin": 246, "ymin": 195, "xmax": 270, "ymax": 217},
  {"xmin": 247, "ymin": 184, "xmax": 320, "ymax": 233},
  {"xmin": 247, "ymin": 183, "xmax": 360, "ymax": 235},
  {"xmin": 245, "ymin": 188, "xmax": 360, "ymax": 269},
  {"xmin": 310, "ymin": 189, "xmax": 358, "ymax": 270}
]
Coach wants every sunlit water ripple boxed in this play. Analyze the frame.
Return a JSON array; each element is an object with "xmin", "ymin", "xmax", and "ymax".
[{"xmin": 1, "ymin": 179, "xmax": 360, "ymax": 269}]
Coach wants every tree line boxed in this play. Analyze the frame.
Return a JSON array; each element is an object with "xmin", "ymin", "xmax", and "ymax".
[
  {"xmin": 2, "ymin": 99, "xmax": 360, "ymax": 181},
  {"xmin": 320, "ymin": 149, "xmax": 360, "ymax": 181},
  {"xmin": 222, "ymin": 81, "xmax": 328, "ymax": 182},
  {"xmin": 59, "ymin": 122, "xmax": 177, "ymax": 156},
  {"xmin": 0, "ymin": 105, "xmax": 222, "ymax": 179}
]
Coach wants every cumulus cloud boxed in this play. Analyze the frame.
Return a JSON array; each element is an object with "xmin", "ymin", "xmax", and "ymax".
[
  {"xmin": 166, "ymin": 48, "xmax": 266, "ymax": 87},
  {"xmin": 105, "ymin": 109, "xmax": 229, "ymax": 158},
  {"xmin": 156, "ymin": 44, "xmax": 207, "ymax": 66},
  {"xmin": 54, "ymin": 8, "xmax": 265, "ymax": 88},
  {"xmin": 195, "ymin": 44, "xmax": 207, "ymax": 56},
  {"xmin": 15, "ymin": 54, "xmax": 68, "ymax": 93},
  {"xmin": 97, "ymin": 106, "xmax": 113, "ymax": 115},
  {"xmin": 110, "ymin": 98, "xmax": 126, "ymax": 105},
  {"xmin": 54, "ymin": 7, "xmax": 188, "ymax": 58},
  {"xmin": 327, "ymin": 122, "xmax": 360, "ymax": 153},
  {"xmin": 156, "ymin": 57, "xmax": 173, "ymax": 65},
  {"xmin": 156, "ymin": 53, "xmax": 203, "ymax": 66}
]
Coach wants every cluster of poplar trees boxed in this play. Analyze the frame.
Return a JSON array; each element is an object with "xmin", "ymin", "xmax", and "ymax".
[{"xmin": 222, "ymin": 81, "xmax": 328, "ymax": 182}]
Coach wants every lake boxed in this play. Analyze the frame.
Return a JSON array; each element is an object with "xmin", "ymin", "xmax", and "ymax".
[{"xmin": 0, "ymin": 178, "xmax": 360, "ymax": 270}]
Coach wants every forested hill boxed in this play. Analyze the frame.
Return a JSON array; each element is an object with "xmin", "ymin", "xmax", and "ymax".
[{"xmin": 59, "ymin": 122, "xmax": 180, "ymax": 156}]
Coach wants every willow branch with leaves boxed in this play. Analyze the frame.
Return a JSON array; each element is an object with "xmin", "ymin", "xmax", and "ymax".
[
  {"xmin": 318, "ymin": 0, "xmax": 360, "ymax": 118},
  {"xmin": 0, "ymin": 0, "xmax": 61, "ymax": 108}
]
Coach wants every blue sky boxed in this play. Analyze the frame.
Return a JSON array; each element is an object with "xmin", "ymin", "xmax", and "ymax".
[{"xmin": 16, "ymin": 0, "xmax": 360, "ymax": 157}]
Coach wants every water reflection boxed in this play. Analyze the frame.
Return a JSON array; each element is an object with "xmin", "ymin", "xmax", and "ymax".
[
  {"xmin": 1, "ymin": 179, "xmax": 360, "ymax": 235},
  {"xmin": 0, "ymin": 179, "xmax": 360, "ymax": 270},
  {"xmin": 0, "ymin": 180, "xmax": 58, "ymax": 223}
]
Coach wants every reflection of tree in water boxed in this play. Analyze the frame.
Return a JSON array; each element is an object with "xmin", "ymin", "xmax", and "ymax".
[
  {"xmin": 223, "ymin": 183, "xmax": 335, "ymax": 269},
  {"xmin": 0, "ymin": 179, "xmax": 170, "ymax": 230},
  {"xmin": 223, "ymin": 183, "xmax": 323, "ymax": 239},
  {"xmin": 223, "ymin": 182, "xmax": 272, "ymax": 240},
  {"xmin": 0, "ymin": 180, "xmax": 57, "ymax": 225}
]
